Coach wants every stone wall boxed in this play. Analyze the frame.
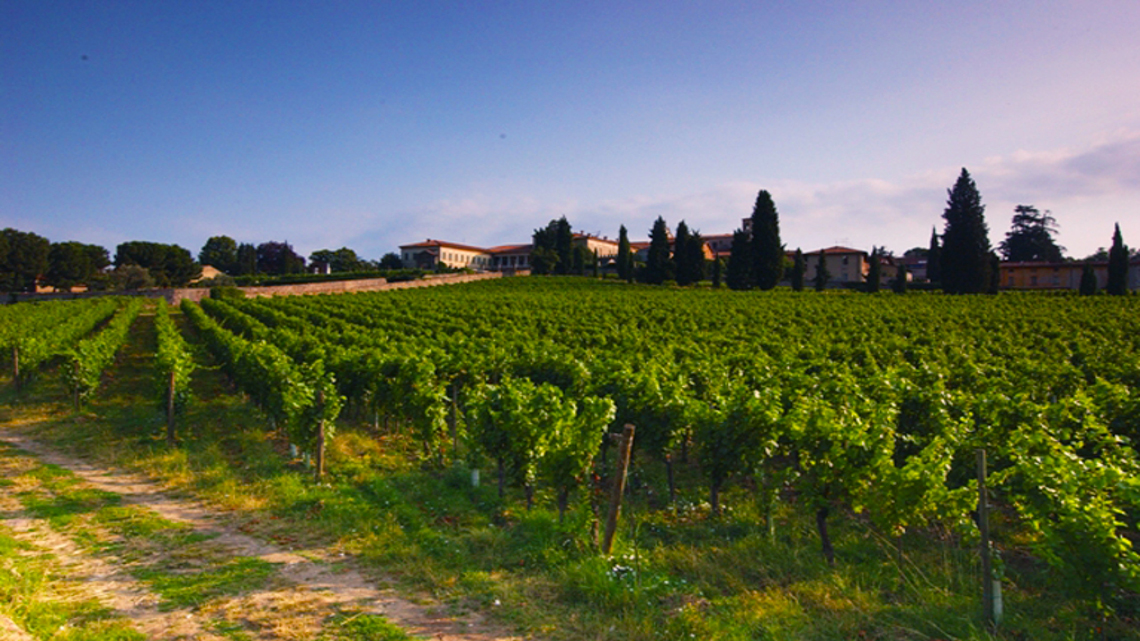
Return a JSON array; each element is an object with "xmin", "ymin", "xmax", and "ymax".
[{"xmin": 6, "ymin": 271, "xmax": 505, "ymax": 305}]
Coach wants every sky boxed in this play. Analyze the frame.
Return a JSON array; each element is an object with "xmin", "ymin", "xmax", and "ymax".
[{"xmin": 3, "ymin": 1, "xmax": 1139, "ymax": 262}]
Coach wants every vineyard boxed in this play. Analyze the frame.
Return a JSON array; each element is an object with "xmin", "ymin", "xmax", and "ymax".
[{"xmin": 2, "ymin": 279, "xmax": 1139, "ymax": 640}]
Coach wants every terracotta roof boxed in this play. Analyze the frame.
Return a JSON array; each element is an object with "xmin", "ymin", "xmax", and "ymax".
[
  {"xmin": 806, "ymin": 246, "xmax": 867, "ymax": 256},
  {"xmin": 399, "ymin": 239, "xmax": 490, "ymax": 253},
  {"xmin": 486, "ymin": 244, "xmax": 532, "ymax": 254}
]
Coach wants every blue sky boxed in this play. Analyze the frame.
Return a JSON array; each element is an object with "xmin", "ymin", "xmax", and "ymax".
[{"xmin": 3, "ymin": 1, "xmax": 1139, "ymax": 262}]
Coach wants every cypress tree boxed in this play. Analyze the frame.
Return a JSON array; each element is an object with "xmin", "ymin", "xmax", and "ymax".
[
  {"xmin": 813, "ymin": 251, "xmax": 830, "ymax": 291},
  {"xmin": 643, "ymin": 217, "xmax": 673, "ymax": 285},
  {"xmin": 725, "ymin": 229, "xmax": 753, "ymax": 290},
  {"xmin": 674, "ymin": 221, "xmax": 694, "ymax": 286},
  {"xmin": 791, "ymin": 248, "xmax": 805, "ymax": 291},
  {"xmin": 927, "ymin": 227, "xmax": 942, "ymax": 284},
  {"xmin": 1079, "ymin": 262, "xmax": 1098, "ymax": 296},
  {"xmin": 712, "ymin": 257, "xmax": 724, "ymax": 288},
  {"xmin": 866, "ymin": 247, "xmax": 882, "ymax": 293},
  {"xmin": 1107, "ymin": 223, "xmax": 1130, "ymax": 296},
  {"xmin": 941, "ymin": 168, "xmax": 992, "ymax": 294},
  {"xmin": 591, "ymin": 250, "xmax": 599, "ymax": 277},
  {"xmin": 750, "ymin": 190, "xmax": 785, "ymax": 289},
  {"xmin": 892, "ymin": 264, "xmax": 908, "ymax": 294},
  {"xmin": 616, "ymin": 225, "xmax": 633, "ymax": 282}
]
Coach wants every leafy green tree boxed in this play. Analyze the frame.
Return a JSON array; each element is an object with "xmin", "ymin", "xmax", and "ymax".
[
  {"xmin": 927, "ymin": 228, "xmax": 942, "ymax": 284},
  {"xmin": 998, "ymin": 205, "xmax": 1064, "ymax": 262},
  {"xmin": 1106, "ymin": 224, "xmax": 1130, "ymax": 296},
  {"xmin": 940, "ymin": 168, "xmax": 992, "ymax": 294},
  {"xmin": 749, "ymin": 190, "xmax": 785, "ymax": 289},
  {"xmin": 378, "ymin": 252, "xmax": 403, "ymax": 270},
  {"xmin": 255, "ymin": 241, "xmax": 305, "ymax": 275},
  {"xmin": 0, "ymin": 228, "xmax": 50, "ymax": 292},
  {"xmin": 866, "ymin": 247, "xmax": 882, "ymax": 293},
  {"xmin": 530, "ymin": 220, "xmax": 560, "ymax": 275},
  {"xmin": 235, "ymin": 243, "xmax": 257, "ymax": 275},
  {"xmin": 616, "ymin": 225, "xmax": 633, "ymax": 282},
  {"xmin": 711, "ymin": 256, "xmax": 724, "ymax": 288},
  {"xmin": 310, "ymin": 247, "xmax": 365, "ymax": 273},
  {"xmin": 114, "ymin": 241, "xmax": 201, "ymax": 287},
  {"xmin": 725, "ymin": 228, "xmax": 752, "ymax": 290},
  {"xmin": 813, "ymin": 251, "xmax": 830, "ymax": 291},
  {"xmin": 1079, "ymin": 262, "xmax": 1098, "ymax": 296},
  {"xmin": 45, "ymin": 241, "xmax": 106, "ymax": 290},
  {"xmin": 642, "ymin": 216, "xmax": 673, "ymax": 284},
  {"xmin": 199, "ymin": 236, "xmax": 238, "ymax": 273},
  {"xmin": 791, "ymin": 248, "xmax": 805, "ymax": 291}
]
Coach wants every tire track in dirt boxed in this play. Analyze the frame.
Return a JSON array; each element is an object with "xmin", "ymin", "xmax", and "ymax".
[{"xmin": 0, "ymin": 432, "xmax": 523, "ymax": 641}]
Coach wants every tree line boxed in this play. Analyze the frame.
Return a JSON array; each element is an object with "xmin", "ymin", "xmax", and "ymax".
[
  {"xmin": 531, "ymin": 169, "xmax": 1133, "ymax": 296},
  {"xmin": 0, "ymin": 228, "xmax": 406, "ymax": 293}
]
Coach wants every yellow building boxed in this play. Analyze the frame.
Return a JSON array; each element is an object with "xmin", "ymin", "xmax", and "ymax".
[{"xmin": 399, "ymin": 240, "xmax": 492, "ymax": 270}]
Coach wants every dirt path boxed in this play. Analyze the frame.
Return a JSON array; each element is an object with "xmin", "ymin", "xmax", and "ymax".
[{"xmin": 0, "ymin": 432, "xmax": 521, "ymax": 641}]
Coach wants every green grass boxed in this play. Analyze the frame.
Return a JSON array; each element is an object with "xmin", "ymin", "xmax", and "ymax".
[
  {"xmin": 0, "ymin": 526, "xmax": 145, "ymax": 641},
  {"xmin": 135, "ymin": 556, "xmax": 279, "ymax": 610},
  {"xmin": 318, "ymin": 611, "xmax": 417, "ymax": 640}
]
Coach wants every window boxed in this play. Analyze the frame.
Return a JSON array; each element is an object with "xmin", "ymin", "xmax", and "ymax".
[{"xmin": 1031, "ymin": 276, "xmax": 1037, "ymax": 286}]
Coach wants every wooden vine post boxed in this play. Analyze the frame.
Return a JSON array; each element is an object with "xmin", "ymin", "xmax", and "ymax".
[
  {"xmin": 602, "ymin": 424, "xmax": 635, "ymax": 555},
  {"xmin": 314, "ymin": 389, "xmax": 326, "ymax": 481},
  {"xmin": 977, "ymin": 449, "xmax": 1001, "ymax": 628},
  {"xmin": 12, "ymin": 345, "xmax": 19, "ymax": 392}
]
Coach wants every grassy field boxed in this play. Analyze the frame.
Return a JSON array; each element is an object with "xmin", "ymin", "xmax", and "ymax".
[{"xmin": 1, "ymin": 289, "xmax": 1138, "ymax": 640}]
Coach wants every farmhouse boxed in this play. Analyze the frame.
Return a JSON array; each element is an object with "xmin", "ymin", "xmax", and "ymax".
[{"xmin": 1000, "ymin": 257, "xmax": 1140, "ymax": 291}]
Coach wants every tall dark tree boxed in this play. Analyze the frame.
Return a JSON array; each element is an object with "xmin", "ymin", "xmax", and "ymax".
[
  {"xmin": 616, "ymin": 225, "xmax": 633, "ymax": 281},
  {"xmin": 684, "ymin": 230, "xmax": 707, "ymax": 284},
  {"xmin": 725, "ymin": 229, "xmax": 753, "ymax": 290},
  {"xmin": 1079, "ymin": 262, "xmax": 1098, "ymax": 296},
  {"xmin": 235, "ymin": 243, "xmax": 257, "ymax": 275},
  {"xmin": 712, "ymin": 256, "xmax": 724, "ymax": 288},
  {"xmin": 0, "ymin": 228, "xmax": 50, "ymax": 292},
  {"xmin": 988, "ymin": 252, "xmax": 1001, "ymax": 294},
  {"xmin": 749, "ymin": 190, "xmax": 785, "ymax": 289},
  {"xmin": 45, "ymin": 241, "xmax": 107, "ymax": 290},
  {"xmin": 115, "ymin": 241, "xmax": 200, "ymax": 287},
  {"xmin": 940, "ymin": 168, "xmax": 992, "ymax": 294},
  {"xmin": 642, "ymin": 217, "xmax": 673, "ymax": 285},
  {"xmin": 866, "ymin": 247, "xmax": 882, "ymax": 293},
  {"xmin": 555, "ymin": 217, "xmax": 574, "ymax": 275},
  {"xmin": 892, "ymin": 264, "xmax": 909, "ymax": 294},
  {"xmin": 791, "ymin": 248, "xmax": 806, "ymax": 291},
  {"xmin": 1107, "ymin": 223, "xmax": 1130, "ymax": 296},
  {"xmin": 998, "ymin": 205, "xmax": 1064, "ymax": 262},
  {"xmin": 673, "ymin": 221, "xmax": 692, "ymax": 285},
  {"xmin": 199, "ymin": 236, "xmax": 238, "ymax": 273},
  {"xmin": 672, "ymin": 221, "xmax": 705, "ymax": 286},
  {"xmin": 813, "ymin": 251, "xmax": 830, "ymax": 291},
  {"xmin": 926, "ymin": 228, "xmax": 942, "ymax": 284},
  {"xmin": 255, "ymin": 241, "xmax": 305, "ymax": 276}
]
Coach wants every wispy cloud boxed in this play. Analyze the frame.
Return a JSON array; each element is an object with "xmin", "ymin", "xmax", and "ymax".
[{"xmin": 273, "ymin": 130, "xmax": 1140, "ymax": 260}]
